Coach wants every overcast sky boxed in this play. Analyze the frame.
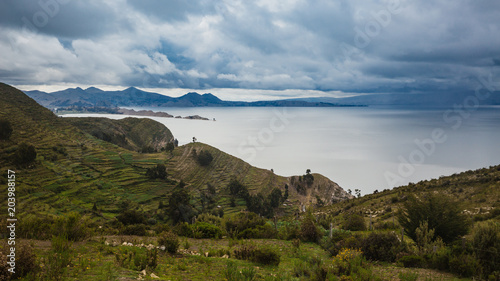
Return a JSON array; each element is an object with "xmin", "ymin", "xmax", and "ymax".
[{"xmin": 1, "ymin": 0, "xmax": 499, "ymax": 100}]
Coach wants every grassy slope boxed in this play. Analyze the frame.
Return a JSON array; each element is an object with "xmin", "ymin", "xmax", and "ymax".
[
  {"xmin": 65, "ymin": 117, "xmax": 174, "ymax": 152},
  {"xmin": 0, "ymin": 83, "xmax": 350, "ymax": 222},
  {"xmin": 316, "ymin": 164, "xmax": 500, "ymax": 228}
]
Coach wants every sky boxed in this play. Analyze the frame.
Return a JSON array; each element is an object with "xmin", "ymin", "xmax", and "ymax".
[{"xmin": 1, "ymin": 0, "xmax": 499, "ymax": 100}]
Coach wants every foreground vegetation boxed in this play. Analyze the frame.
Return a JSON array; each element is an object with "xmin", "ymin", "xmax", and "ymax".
[
  {"xmin": 0, "ymin": 83, "xmax": 499, "ymax": 280},
  {"xmin": 1, "ymin": 203, "xmax": 498, "ymax": 280}
]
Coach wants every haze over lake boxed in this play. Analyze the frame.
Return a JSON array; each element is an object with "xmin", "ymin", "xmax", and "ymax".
[{"xmin": 65, "ymin": 106, "xmax": 500, "ymax": 195}]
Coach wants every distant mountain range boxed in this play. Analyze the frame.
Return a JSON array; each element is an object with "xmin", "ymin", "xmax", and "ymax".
[
  {"xmin": 24, "ymin": 86, "xmax": 500, "ymax": 109},
  {"xmin": 24, "ymin": 87, "xmax": 358, "ymax": 109},
  {"xmin": 289, "ymin": 91, "xmax": 500, "ymax": 106}
]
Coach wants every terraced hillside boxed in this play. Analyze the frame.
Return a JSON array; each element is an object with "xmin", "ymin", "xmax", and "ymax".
[
  {"xmin": 0, "ymin": 83, "xmax": 351, "ymax": 223},
  {"xmin": 315, "ymin": 164, "xmax": 500, "ymax": 229}
]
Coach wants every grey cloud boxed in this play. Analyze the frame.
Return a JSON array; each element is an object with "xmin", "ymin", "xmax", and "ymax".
[
  {"xmin": 0, "ymin": 0, "xmax": 131, "ymax": 39},
  {"xmin": 0, "ymin": 0, "xmax": 499, "ymax": 96}
]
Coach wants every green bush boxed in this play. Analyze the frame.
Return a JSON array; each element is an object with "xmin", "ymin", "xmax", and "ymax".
[
  {"xmin": 343, "ymin": 214, "xmax": 366, "ymax": 231},
  {"xmin": 117, "ymin": 210, "xmax": 146, "ymax": 225},
  {"xmin": 251, "ymin": 247, "xmax": 280, "ymax": 266},
  {"xmin": 426, "ymin": 247, "xmax": 450, "ymax": 271},
  {"xmin": 115, "ymin": 247, "xmax": 157, "ymax": 271},
  {"xmin": 449, "ymin": 254, "xmax": 480, "ymax": 277},
  {"xmin": 197, "ymin": 150, "xmax": 214, "ymax": 166},
  {"xmin": 122, "ymin": 224, "xmax": 147, "ymax": 236},
  {"xmin": 471, "ymin": 221, "xmax": 500, "ymax": 278},
  {"xmin": 232, "ymin": 243, "xmax": 280, "ymax": 266},
  {"xmin": 174, "ymin": 222, "xmax": 194, "ymax": 237},
  {"xmin": 300, "ymin": 212, "xmax": 320, "ymax": 242},
  {"xmin": 158, "ymin": 231, "xmax": 179, "ymax": 254},
  {"xmin": 361, "ymin": 232, "xmax": 401, "ymax": 262},
  {"xmin": 14, "ymin": 142, "xmax": 37, "ymax": 166},
  {"xmin": 398, "ymin": 194, "xmax": 470, "ymax": 244},
  {"xmin": 191, "ymin": 221, "xmax": 223, "ymax": 239},
  {"xmin": 397, "ymin": 255, "xmax": 425, "ymax": 268},
  {"xmin": 134, "ymin": 249, "xmax": 158, "ymax": 271},
  {"xmin": 41, "ymin": 235, "xmax": 73, "ymax": 280},
  {"xmin": 237, "ymin": 228, "xmax": 260, "ymax": 239},
  {"xmin": 169, "ymin": 186, "xmax": 194, "ymax": 224},
  {"xmin": 52, "ymin": 213, "xmax": 92, "ymax": 241},
  {"xmin": 375, "ymin": 221, "xmax": 398, "ymax": 230},
  {"xmin": 196, "ymin": 213, "xmax": 222, "ymax": 226},
  {"xmin": 0, "ymin": 119, "xmax": 13, "ymax": 140},
  {"xmin": 277, "ymin": 221, "xmax": 301, "ymax": 240},
  {"xmin": 322, "ymin": 234, "xmax": 363, "ymax": 257},
  {"xmin": 146, "ymin": 164, "xmax": 167, "ymax": 179},
  {"xmin": 0, "ymin": 241, "xmax": 38, "ymax": 279},
  {"xmin": 233, "ymin": 243, "xmax": 256, "ymax": 261},
  {"xmin": 223, "ymin": 212, "xmax": 266, "ymax": 238},
  {"xmin": 18, "ymin": 215, "xmax": 54, "ymax": 240}
]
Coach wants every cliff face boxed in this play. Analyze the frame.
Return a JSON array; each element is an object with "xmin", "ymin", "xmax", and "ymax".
[{"xmin": 288, "ymin": 174, "xmax": 354, "ymax": 208}]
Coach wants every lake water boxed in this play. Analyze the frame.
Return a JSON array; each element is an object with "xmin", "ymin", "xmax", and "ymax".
[{"xmin": 64, "ymin": 106, "xmax": 500, "ymax": 195}]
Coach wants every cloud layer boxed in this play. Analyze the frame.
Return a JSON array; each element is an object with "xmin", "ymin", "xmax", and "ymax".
[{"xmin": 1, "ymin": 0, "xmax": 499, "ymax": 98}]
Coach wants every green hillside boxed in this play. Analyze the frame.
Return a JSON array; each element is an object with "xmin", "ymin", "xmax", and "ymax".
[
  {"xmin": 315, "ymin": 165, "xmax": 500, "ymax": 230},
  {"xmin": 0, "ymin": 83, "xmax": 351, "ymax": 223},
  {"xmin": 1, "ymin": 82, "xmax": 499, "ymax": 280},
  {"xmin": 65, "ymin": 117, "xmax": 174, "ymax": 152}
]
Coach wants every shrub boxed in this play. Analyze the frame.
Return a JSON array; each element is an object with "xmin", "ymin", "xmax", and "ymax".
[
  {"xmin": 343, "ymin": 214, "xmax": 366, "ymax": 231},
  {"xmin": 169, "ymin": 186, "xmax": 194, "ymax": 224},
  {"xmin": 223, "ymin": 212, "xmax": 266, "ymax": 238},
  {"xmin": 174, "ymin": 222, "xmax": 194, "ymax": 237},
  {"xmin": 300, "ymin": 212, "xmax": 321, "ymax": 242},
  {"xmin": 0, "ymin": 241, "xmax": 38, "ymax": 279},
  {"xmin": 332, "ymin": 248, "xmax": 365, "ymax": 277},
  {"xmin": 233, "ymin": 243, "xmax": 280, "ymax": 266},
  {"xmin": 122, "ymin": 224, "xmax": 147, "ymax": 236},
  {"xmin": 191, "ymin": 221, "xmax": 223, "ymax": 239},
  {"xmin": 39, "ymin": 235, "xmax": 73, "ymax": 280},
  {"xmin": 115, "ymin": 247, "xmax": 157, "ymax": 271},
  {"xmin": 397, "ymin": 255, "xmax": 425, "ymax": 268},
  {"xmin": 158, "ymin": 231, "xmax": 179, "ymax": 254},
  {"xmin": 18, "ymin": 215, "xmax": 54, "ymax": 240},
  {"xmin": 449, "ymin": 254, "xmax": 480, "ymax": 277},
  {"xmin": 252, "ymin": 247, "xmax": 280, "ymax": 266},
  {"xmin": 361, "ymin": 232, "xmax": 401, "ymax": 262},
  {"xmin": 134, "ymin": 249, "xmax": 158, "ymax": 271},
  {"xmin": 52, "ymin": 212, "xmax": 92, "ymax": 241},
  {"xmin": 277, "ymin": 221, "xmax": 301, "ymax": 240},
  {"xmin": 14, "ymin": 142, "xmax": 37, "ymax": 166},
  {"xmin": 0, "ymin": 119, "xmax": 13, "ymax": 140},
  {"xmin": 197, "ymin": 150, "xmax": 213, "ymax": 166},
  {"xmin": 471, "ymin": 221, "xmax": 500, "ymax": 278},
  {"xmin": 117, "ymin": 210, "xmax": 146, "ymax": 225},
  {"xmin": 233, "ymin": 243, "xmax": 256, "ymax": 260},
  {"xmin": 196, "ymin": 213, "xmax": 222, "ymax": 226},
  {"xmin": 146, "ymin": 164, "xmax": 167, "ymax": 179},
  {"xmin": 426, "ymin": 247, "xmax": 450, "ymax": 271},
  {"xmin": 398, "ymin": 194, "xmax": 471, "ymax": 244},
  {"xmin": 375, "ymin": 221, "xmax": 398, "ymax": 230}
]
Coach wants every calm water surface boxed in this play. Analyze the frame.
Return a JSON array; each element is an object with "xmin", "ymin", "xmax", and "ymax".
[{"xmin": 64, "ymin": 106, "xmax": 500, "ymax": 194}]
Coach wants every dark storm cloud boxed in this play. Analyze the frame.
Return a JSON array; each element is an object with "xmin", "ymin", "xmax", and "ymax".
[
  {"xmin": 0, "ymin": 0, "xmax": 130, "ymax": 39},
  {"xmin": 0, "ymin": 0, "xmax": 499, "ymax": 97}
]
